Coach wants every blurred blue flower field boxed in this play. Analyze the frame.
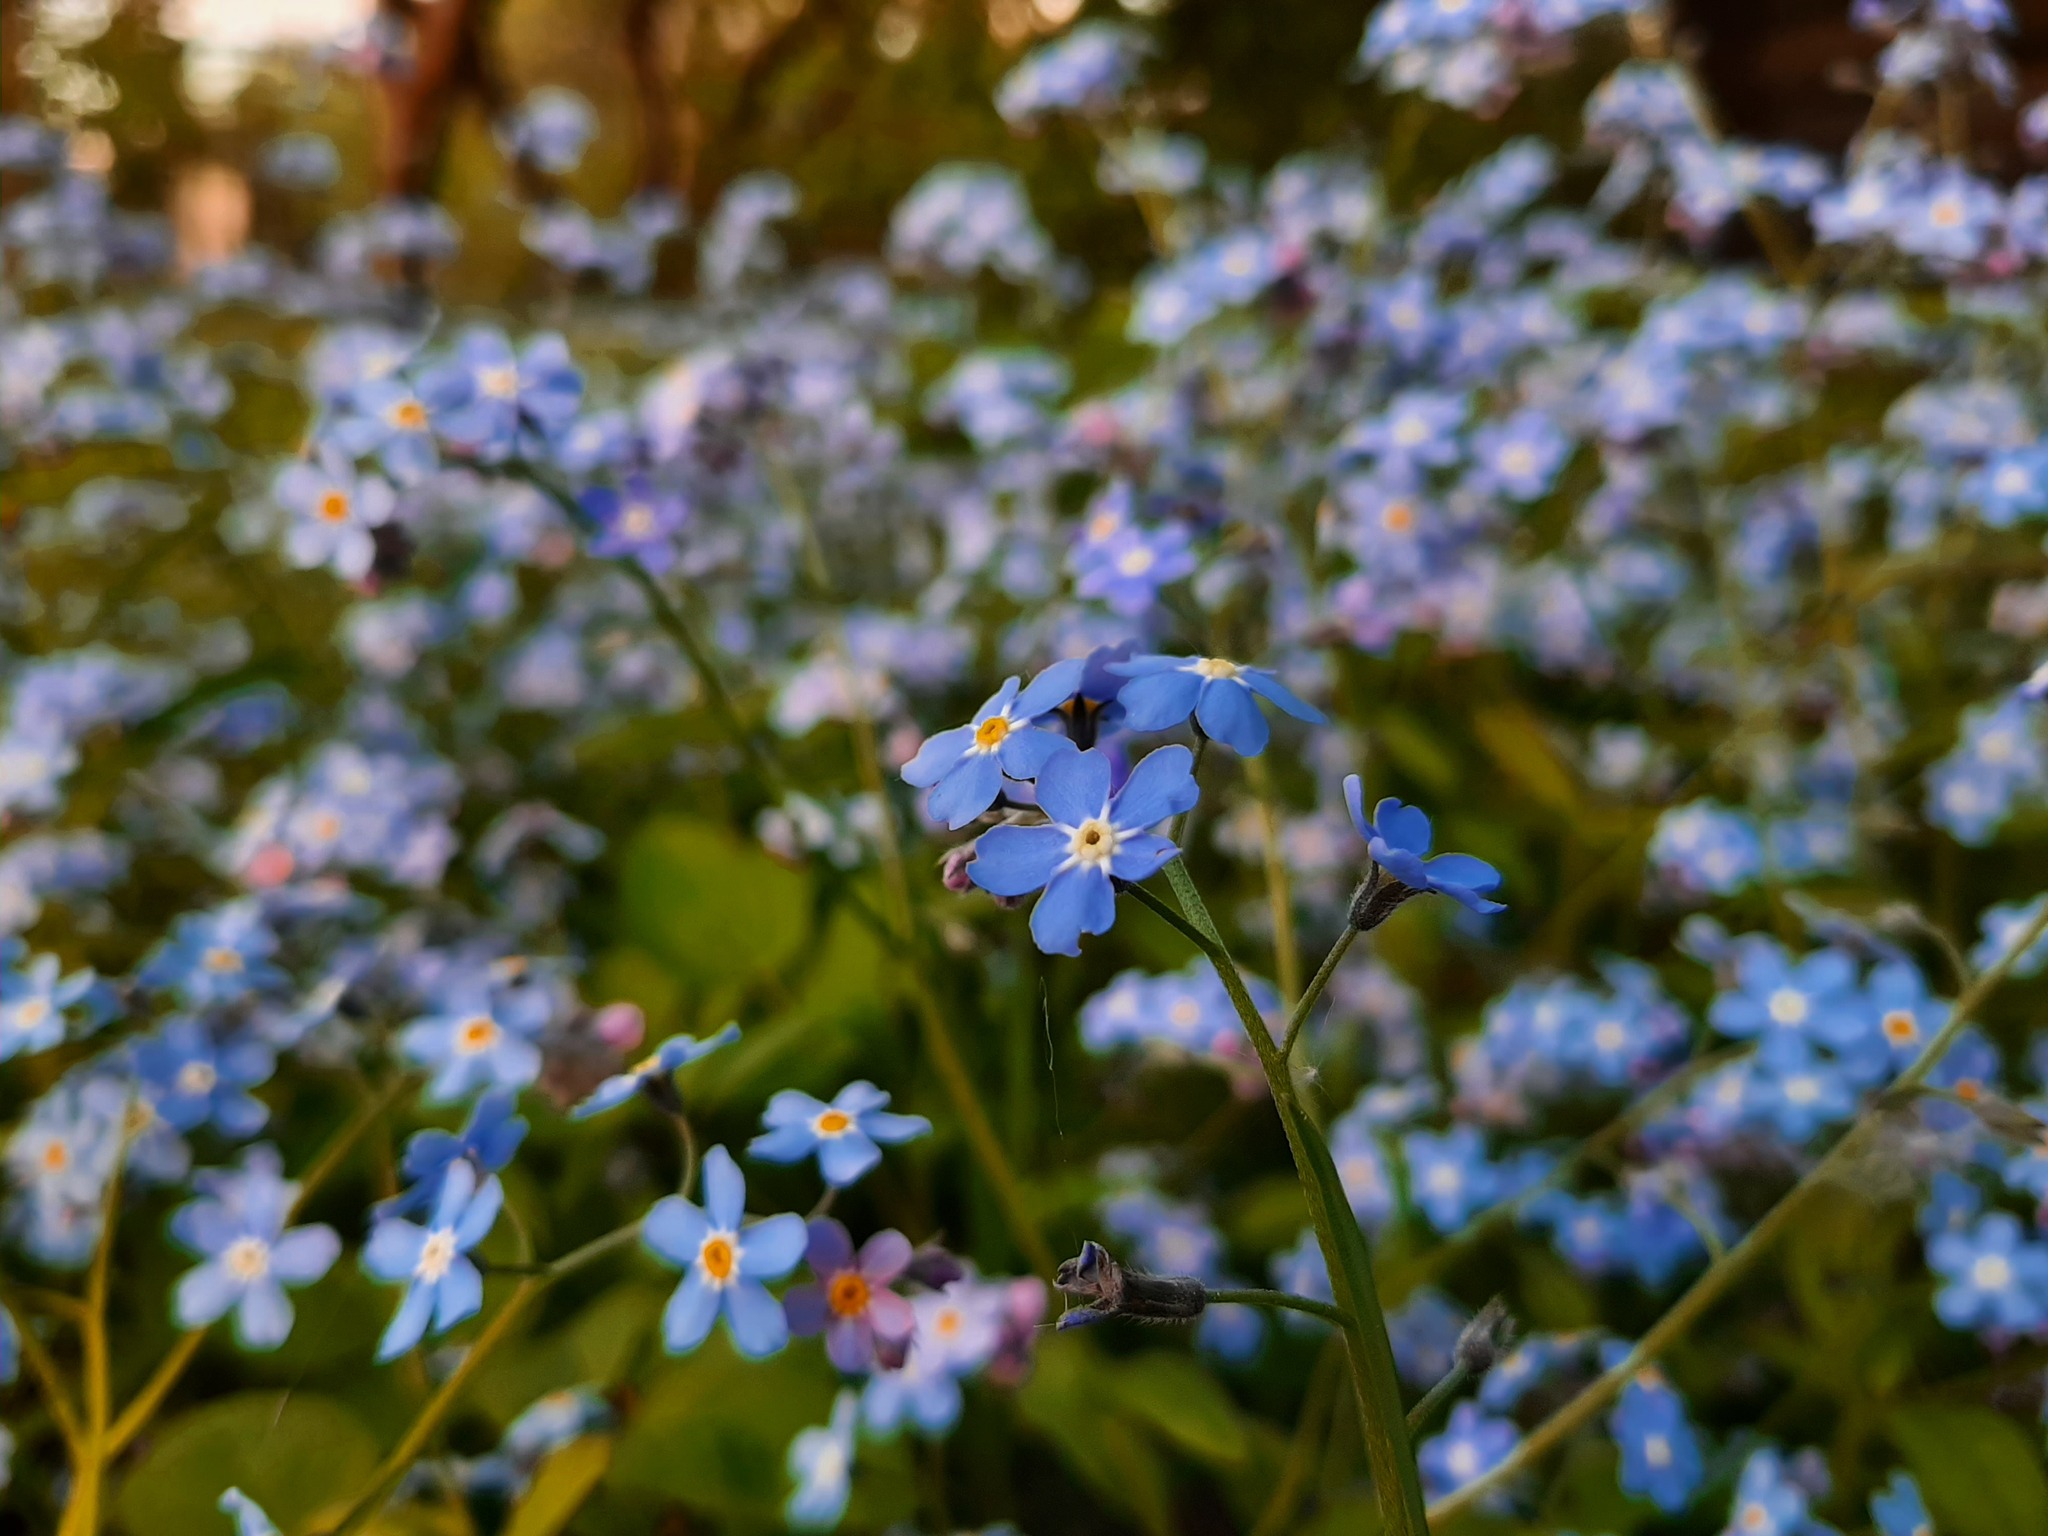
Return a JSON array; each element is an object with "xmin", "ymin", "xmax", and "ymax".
[{"xmin": 9, "ymin": 0, "xmax": 2048, "ymax": 1533}]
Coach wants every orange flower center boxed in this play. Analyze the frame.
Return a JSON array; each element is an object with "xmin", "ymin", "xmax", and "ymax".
[
  {"xmin": 318, "ymin": 491, "xmax": 351, "ymax": 523},
  {"xmin": 42, "ymin": 1141, "xmax": 68, "ymax": 1172},
  {"xmin": 391, "ymin": 399, "xmax": 427, "ymax": 429},
  {"xmin": 827, "ymin": 1272, "xmax": 871, "ymax": 1317},
  {"xmin": 203, "ymin": 946, "xmax": 245, "ymax": 973},
  {"xmin": 974, "ymin": 715, "xmax": 1012, "ymax": 750},
  {"xmin": 699, "ymin": 1235, "xmax": 736, "ymax": 1282},
  {"xmin": 1881, "ymin": 1009, "xmax": 1919, "ymax": 1045},
  {"xmin": 814, "ymin": 1109, "xmax": 854, "ymax": 1137},
  {"xmin": 456, "ymin": 1016, "xmax": 501, "ymax": 1054},
  {"xmin": 1381, "ymin": 501, "xmax": 1416, "ymax": 533}
]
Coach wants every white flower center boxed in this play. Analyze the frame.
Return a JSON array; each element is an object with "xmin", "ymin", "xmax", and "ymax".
[
  {"xmin": 416, "ymin": 1228, "xmax": 458, "ymax": 1283},
  {"xmin": 1644, "ymin": 1434, "xmax": 1671, "ymax": 1468},
  {"xmin": 1191, "ymin": 657, "xmax": 1241, "ymax": 680},
  {"xmin": 1067, "ymin": 817, "xmax": 1121, "ymax": 869},
  {"xmin": 1784, "ymin": 1075, "xmax": 1820, "ymax": 1105},
  {"xmin": 1766, "ymin": 988, "xmax": 1809, "ymax": 1026},
  {"xmin": 1973, "ymin": 1252, "xmax": 2014, "ymax": 1291},
  {"xmin": 479, "ymin": 364, "xmax": 520, "ymax": 399},
  {"xmin": 1115, "ymin": 545, "xmax": 1156, "ymax": 577},
  {"xmin": 1592, "ymin": 1019, "xmax": 1626, "ymax": 1052},
  {"xmin": 224, "ymin": 1235, "xmax": 271, "ymax": 1281},
  {"xmin": 176, "ymin": 1061, "xmax": 219, "ymax": 1097},
  {"xmin": 11, "ymin": 998, "xmax": 50, "ymax": 1031}
]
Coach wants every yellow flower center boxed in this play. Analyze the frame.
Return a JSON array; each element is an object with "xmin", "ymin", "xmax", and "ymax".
[
  {"xmin": 1881, "ymin": 1009, "xmax": 1919, "ymax": 1045},
  {"xmin": 1191, "ymin": 657, "xmax": 1241, "ymax": 680},
  {"xmin": 1380, "ymin": 501, "xmax": 1416, "ymax": 533},
  {"xmin": 699, "ymin": 1234, "xmax": 737, "ymax": 1284},
  {"xmin": 827, "ymin": 1272, "xmax": 872, "ymax": 1317},
  {"xmin": 203, "ymin": 946, "xmax": 245, "ymax": 973},
  {"xmin": 814, "ymin": 1109, "xmax": 855, "ymax": 1137},
  {"xmin": 390, "ymin": 399, "xmax": 427, "ymax": 429},
  {"xmin": 974, "ymin": 715, "xmax": 1012, "ymax": 751},
  {"xmin": 12, "ymin": 998, "xmax": 49, "ymax": 1030},
  {"xmin": 479, "ymin": 364, "xmax": 520, "ymax": 399},
  {"xmin": 41, "ymin": 1141, "xmax": 68, "ymax": 1172},
  {"xmin": 456, "ymin": 1016, "xmax": 501, "ymax": 1055},
  {"xmin": 318, "ymin": 491, "xmax": 352, "ymax": 523}
]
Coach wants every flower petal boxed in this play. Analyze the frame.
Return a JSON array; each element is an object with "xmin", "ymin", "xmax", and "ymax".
[
  {"xmin": 899, "ymin": 726, "xmax": 975, "ymax": 789},
  {"xmin": 1115, "ymin": 669, "xmax": 1204, "ymax": 733},
  {"xmin": 641, "ymin": 1195, "xmax": 710, "ymax": 1268},
  {"xmin": 968, "ymin": 825, "xmax": 1066, "ymax": 897},
  {"xmin": 724, "ymin": 1280, "xmax": 790, "ymax": 1358},
  {"xmin": 661, "ymin": 1269, "xmax": 720, "ymax": 1354},
  {"xmin": 739, "ymin": 1212, "xmax": 810, "ymax": 1280},
  {"xmin": 927, "ymin": 752, "xmax": 1004, "ymax": 830},
  {"xmin": 1110, "ymin": 744, "xmax": 1197, "ymax": 830},
  {"xmin": 1035, "ymin": 747, "xmax": 1112, "ymax": 828},
  {"xmin": 1194, "ymin": 678, "xmax": 1269, "ymax": 756},
  {"xmin": 1010, "ymin": 657, "xmax": 1087, "ymax": 718},
  {"xmin": 701, "ymin": 1145, "xmax": 747, "ymax": 1230},
  {"xmin": 1030, "ymin": 866, "xmax": 1116, "ymax": 957}
]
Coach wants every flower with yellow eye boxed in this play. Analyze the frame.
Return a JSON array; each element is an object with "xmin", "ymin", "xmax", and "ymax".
[
  {"xmin": 900, "ymin": 658, "xmax": 1086, "ymax": 828},
  {"xmin": 570, "ymin": 1022, "xmax": 739, "ymax": 1121},
  {"xmin": 783, "ymin": 1217, "xmax": 915, "ymax": 1372},
  {"xmin": 969, "ymin": 744, "xmax": 1198, "ymax": 956},
  {"xmin": 643, "ymin": 1147, "xmax": 808, "ymax": 1358},
  {"xmin": 1110, "ymin": 651, "xmax": 1326, "ymax": 757},
  {"xmin": 749, "ymin": 1080, "xmax": 930, "ymax": 1188}
]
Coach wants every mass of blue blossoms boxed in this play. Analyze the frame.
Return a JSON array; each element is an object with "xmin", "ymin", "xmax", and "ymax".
[{"xmin": 11, "ymin": 0, "xmax": 2048, "ymax": 1530}]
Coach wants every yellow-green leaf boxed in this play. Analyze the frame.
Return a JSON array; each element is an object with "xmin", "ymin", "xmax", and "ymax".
[{"xmin": 504, "ymin": 1435, "xmax": 613, "ymax": 1536}]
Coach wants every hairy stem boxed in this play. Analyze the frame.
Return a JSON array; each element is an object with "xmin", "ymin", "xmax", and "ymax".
[
  {"xmin": 1404, "ymin": 1363, "xmax": 1469, "ymax": 1436},
  {"xmin": 1144, "ymin": 863, "xmax": 1431, "ymax": 1536},
  {"xmin": 1427, "ymin": 897, "xmax": 2048, "ymax": 1521}
]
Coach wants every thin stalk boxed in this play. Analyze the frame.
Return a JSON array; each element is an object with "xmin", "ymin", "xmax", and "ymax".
[
  {"xmin": 1147, "ymin": 862, "xmax": 1431, "ymax": 1536},
  {"xmin": 508, "ymin": 462, "xmax": 779, "ymax": 789},
  {"xmin": 1243, "ymin": 753, "xmax": 1302, "ymax": 1005},
  {"xmin": 63, "ymin": 1124, "xmax": 129, "ymax": 1536},
  {"xmin": 1282, "ymin": 925, "xmax": 1359, "ymax": 1058},
  {"xmin": 105, "ymin": 1073, "xmax": 411, "ymax": 1458},
  {"xmin": 1404, "ymin": 1364, "xmax": 1469, "ymax": 1436},
  {"xmin": 1427, "ymin": 896, "xmax": 2048, "ymax": 1522},
  {"xmin": 1, "ymin": 1297, "xmax": 83, "ymax": 1452},
  {"xmin": 1170, "ymin": 735, "xmax": 1209, "ymax": 849},
  {"xmin": 332, "ymin": 1217, "xmax": 643, "ymax": 1533},
  {"xmin": 1203, "ymin": 1287, "xmax": 1353, "ymax": 1329}
]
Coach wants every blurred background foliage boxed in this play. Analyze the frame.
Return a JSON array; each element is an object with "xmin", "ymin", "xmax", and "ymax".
[{"xmin": 14, "ymin": 2, "xmax": 2048, "ymax": 1536}]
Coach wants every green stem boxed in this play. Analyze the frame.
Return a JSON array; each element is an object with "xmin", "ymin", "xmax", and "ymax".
[
  {"xmin": 105, "ymin": 1073, "xmax": 412, "ymax": 1458},
  {"xmin": 332, "ymin": 1218, "xmax": 643, "ymax": 1533},
  {"xmin": 1404, "ymin": 1365, "xmax": 1469, "ymax": 1436},
  {"xmin": 1243, "ymin": 753, "xmax": 1302, "ymax": 1005},
  {"xmin": 1204, "ymin": 1288, "xmax": 1354, "ymax": 1330},
  {"xmin": 1282, "ymin": 925, "xmax": 1359, "ymax": 1058},
  {"xmin": 1427, "ymin": 895, "xmax": 2048, "ymax": 1523},
  {"xmin": 1147, "ymin": 862, "xmax": 1431, "ymax": 1536}
]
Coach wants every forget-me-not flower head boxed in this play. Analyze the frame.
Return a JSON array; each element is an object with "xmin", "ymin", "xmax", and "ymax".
[
  {"xmin": 642, "ymin": 1145, "xmax": 808, "ymax": 1359},
  {"xmin": 1110, "ymin": 654, "xmax": 1326, "ymax": 757},
  {"xmin": 218, "ymin": 1489, "xmax": 282, "ymax": 1536},
  {"xmin": 363, "ymin": 1158, "xmax": 503, "ymax": 1361},
  {"xmin": 783, "ymin": 1217, "xmax": 916, "ymax": 1372},
  {"xmin": 968, "ymin": 745, "xmax": 1198, "ymax": 955},
  {"xmin": 168, "ymin": 1144, "xmax": 339, "ymax": 1350},
  {"xmin": 901, "ymin": 659, "xmax": 1085, "ymax": 827},
  {"xmin": 570, "ymin": 1022, "xmax": 740, "ymax": 1120},
  {"xmin": 1344, "ymin": 777, "xmax": 1505, "ymax": 916},
  {"xmin": 785, "ymin": 1388, "xmax": 860, "ymax": 1531},
  {"xmin": 749, "ymin": 1080, "xmax": 931, "ymax": 1187},
  {"xmin": 384, "ymin": 1089, "xmax": 529, "ymax": 1217}
]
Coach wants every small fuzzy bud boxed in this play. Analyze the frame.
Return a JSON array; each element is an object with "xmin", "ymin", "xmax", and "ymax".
[
  {"xmin": 1348, "ymin": 865, "xmax": 1425, "ymax": 932},
  {"xmin": 1453, "ymin": 1295, "xmax": 1516, "ymax": 1379},
  {"xmin": 939, "ymin": 842, "xmax": 977, "ymax": 894}
]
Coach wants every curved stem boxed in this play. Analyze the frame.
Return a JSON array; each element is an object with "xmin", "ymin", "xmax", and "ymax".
[
  {"xmin": 1282, "ymin": 925, "xmax": 1359, "ymax": 1059},
  {"xmin": 1, "ymin": 1296, "xmax": 83, "ymax": 1452},
  {"xmin": 333, "ymin": 1217, "xmax": 643, "ymax": 1533},
  {"xmin": 1204, "ymin": 1287, "xmax": 1353, "ymax": 1329},
  {"xmin": 1427, "ymin": 896, "xmax": 2048, "ymax": 1522},
  {"xmin": 1404, "ymin": 1363, "xmax": 1469, "ymax": 1436}
]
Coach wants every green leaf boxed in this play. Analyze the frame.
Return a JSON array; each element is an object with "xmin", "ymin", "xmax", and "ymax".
[
  {"xmin": 1110, "ymin": 1350, "xmax": 1249, "ymax": 1469},
  {"xmin": 1017, "ymin": 1339, "xmax": 1174, "ymax": 1536},
  {"xmin": 115, "ymin": 1391, "xmax": 378, "ymax": 1536},
  {"xmin": 617, "ymin": 816, "xmax": 810, "ymax": 988},
  {"xmin": 504, "ymin": 1435, "xmax": 612, "ymax": 1536},
  {"xmin": 1890, "ymin": 1404, "xmax": 2048, "ymax": 1536},
  {"xmin": 1470, "ymin": 704, "xmax": 1581, "ymax": 819}
]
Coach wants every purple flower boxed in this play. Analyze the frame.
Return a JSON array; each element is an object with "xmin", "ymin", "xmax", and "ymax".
[
  {"xmin": 783, "ymin": 1218, "xmax": 916, "ymax": 1372},
  {"xmin": 968, "ymin": 745, "xmax": 1197, "ymax": 955}
]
